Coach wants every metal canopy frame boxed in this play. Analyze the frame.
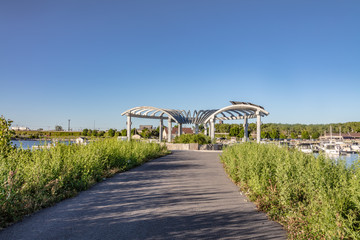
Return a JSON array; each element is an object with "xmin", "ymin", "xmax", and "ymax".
[{"xmin": 121, "ymin": 101, "xmax": 269, "ymax": 143}]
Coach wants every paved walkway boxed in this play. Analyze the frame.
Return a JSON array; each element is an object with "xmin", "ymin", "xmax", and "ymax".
[{"xmin": 0, "ymin": 151, "xmax": 287, "ymax": 240}]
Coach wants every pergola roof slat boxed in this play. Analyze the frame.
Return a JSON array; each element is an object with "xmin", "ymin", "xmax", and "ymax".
[{"xmin": 121, "ymin": 102, "xmax": 269, "ymax": 125}]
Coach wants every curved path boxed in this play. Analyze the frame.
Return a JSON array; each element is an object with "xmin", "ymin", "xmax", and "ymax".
[{"xmin": 0, "ymin": 151, "xmax": 287, "ymax": 239}]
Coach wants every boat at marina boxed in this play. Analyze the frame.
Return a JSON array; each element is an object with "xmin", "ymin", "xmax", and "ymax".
[
  {"xmin": 351, "ymin": 142, "xmax": 360, "ymax": 152},
  {"xmin": 297, "ymin": 143, "xmax": 313, "ymax": 154},
  {"xmin": 322, "ymin": 143, "xmax": 341, "ymax": 157}
]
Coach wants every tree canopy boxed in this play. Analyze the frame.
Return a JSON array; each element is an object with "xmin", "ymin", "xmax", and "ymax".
[{"xmin": 213, "ymin": 122, "xmax": 360, "ymax": 139}]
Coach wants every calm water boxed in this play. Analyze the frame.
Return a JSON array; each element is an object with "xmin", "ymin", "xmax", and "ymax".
[
  {"xmin": 11, "ymin": 140, "xmax": 73, "ymax": 149},
  {"xmin": 313, "ymin": 152, "xmax": 359, "ymax": 166},
  {"xmin": 333, "ymin": 153, "xmax": 359, "ymax": 166}
]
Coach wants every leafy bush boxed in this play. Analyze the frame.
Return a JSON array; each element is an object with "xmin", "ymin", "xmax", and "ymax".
[
  {"xmin": 0, "ymin": 139, "xmax": 168, "ymax": 229},
  {"xmin": 221, "ymin": 143, "xmax": 360, "ymax": 239},
  {"xmin": 0, "ymin": 116, "xmax": 14, "ymax": 154},
  {"xmin": 173, "ymin": 134, "xmax": 211, "ymax": 145}
]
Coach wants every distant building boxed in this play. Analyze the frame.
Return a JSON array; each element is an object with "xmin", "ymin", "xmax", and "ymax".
[
  {"xmin": 138, "ymin": 125, "xmax": 153, "ymax": 131},
  {"xmin": 319, "ymin": 133, "xmax": 360, "ymax": 140},
  {"xmin": 163, "ymin": 127, "xmax": 194, "ymax": 139},
  {"xmin": 11, "ymin": 126, "xmax": 30, "ymax": 131}
]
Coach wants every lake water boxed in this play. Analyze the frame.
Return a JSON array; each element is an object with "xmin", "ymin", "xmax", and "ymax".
[
  {"xmin": 328, "ymin": 153, "xmax": 359, "ymax": 166},
  {"xmin": 11, "ymin": 140, "xmax": 73, "ymax": 149}
]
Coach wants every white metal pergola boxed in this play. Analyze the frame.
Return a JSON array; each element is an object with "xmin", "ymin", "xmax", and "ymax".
[{"xmin": 121, "ymin": 101, "xmax": 269, "ymax": 143}]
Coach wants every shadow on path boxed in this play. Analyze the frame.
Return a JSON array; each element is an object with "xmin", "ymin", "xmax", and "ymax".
[{"xmin": 0, "ymin": 151, "xmax": 287, "ymax": 240}]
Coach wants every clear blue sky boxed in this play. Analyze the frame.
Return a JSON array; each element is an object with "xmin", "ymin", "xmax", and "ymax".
[{"xmin": 1, "ymin": 0, "xmax": 359, "ymax": 130}]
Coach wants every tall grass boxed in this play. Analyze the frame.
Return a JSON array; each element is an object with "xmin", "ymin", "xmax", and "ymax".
[
  {"xmin": 0, "ymin": 139, "xmax": 168, "ymax": 229},
  {"xmin": 221, "ymin": 143, "xmax": 360, "ymax": 239},
  {"xmin": 173, "ymin": 134, "xmax": 211, "ymax": 144}
]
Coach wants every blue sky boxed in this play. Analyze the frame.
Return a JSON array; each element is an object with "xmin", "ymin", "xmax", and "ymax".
[{"xmin": 1, "ymin": 0, "xmax": 359, "ymax": 130}]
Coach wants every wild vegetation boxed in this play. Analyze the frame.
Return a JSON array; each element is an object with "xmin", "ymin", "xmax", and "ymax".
[
  {"xmin": 173, "ymin": 133, "xmax": 211, "ymax": 145},
  {"xmin": 221, "ymin": 143, "xmax": 360, "ymax": 239},
  {"xmin": 0, "ymin": 116, "xmax": 169, "ymax": 229}
]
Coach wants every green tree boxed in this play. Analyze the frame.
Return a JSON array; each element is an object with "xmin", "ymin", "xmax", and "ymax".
[
  {"xmin": 107, "ymin": 128, "xmax": 115, "ymax": 137},
  {"xmin": 55, "ymin": 125, "xmax": 63, "ymax": 131},
  {"xmin": 216, "ymin": 123, "xmax": 231, "ymax": 133},
  {"xmin": 98, "ymin": 131, "xmax": 105, "ymax": 137},
  {"xmin": 0, "ymin": 115, "xmax": 14, "ymax": 154},
  {"xmin": 311, "ymin": 132, "xmax": 320, "ymax": 139},
  {"xmin": 238, "ymin": 128, "xmax": 245, "ymax": 138},
  {"xmin": 290, "ymin": 132, "xmax": 298, "ymax": 139},
  {"xmin": 279, "ymin": 133, "xmax": 287, "ymax": 139},
  {"xmin": 198, "ymin": 124, "xmax": 205, "ymax": 133},
  {"xmin": 174, "ymin": 134, "xmax": 211, "ymax": 144},
  {"xmin": 121, "ymin": 129, "xmax": 127, "ymax": 136},
  {"xmin": 301, "ymin": 131, "xmax": 310, "ymax": 139},
  {"xmin": 92, "ymin": 130, "xmax": 98, "ymax": 137},
  {"xmin": 151, "ymin": 127, "xmax": 159, "ymax": 137},
  {"xmin": 140, "ymin": 128, "xmax": 151, "ymax": 139},
  {"xmin": 82, "ymin": 128, "xmax": 89, "ymax": 136},
  {"xmin": 229, "ymin": 125, "xmax": 240, "ymax": 137},
  {"xmin": 248, "ymin": 123, "xmax": 257, "ymax": 133},
  {"xmin": 261, "ymin": 131, "xmax": 270, "ymax": 139},
  {"xmin": 269, "ymin": 128, "xmax": 280, "ymax": 139}
]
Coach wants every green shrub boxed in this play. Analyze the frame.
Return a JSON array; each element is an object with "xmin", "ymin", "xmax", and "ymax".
[
  {"xmin": 0, "ymin": 139, "xmax": 168, "ymax": 229},
  {"xmin": 0, "ymin": 116, "xmax": 14, "ymax": 154},
  {"xmin": 173, "ymin": 134, "xmax": 211, "ymax": 145},
  {"xmin": 221, "ymin": 143, "xmax": 360, "ymax": 239}
]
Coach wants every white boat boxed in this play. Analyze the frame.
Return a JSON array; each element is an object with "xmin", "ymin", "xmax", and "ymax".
[
  {"xmin": 323, "ymin": 143, "xmax": 341, "ymax": 157},
  {"xmin": 297, "ymin": 143, "xmax": 313, "ymax": 154},
  {"xmin": 351, "ymin": 142, "xmax": 360, "ymax": 152}
]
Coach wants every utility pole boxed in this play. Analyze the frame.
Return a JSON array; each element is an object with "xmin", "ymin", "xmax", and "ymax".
[{"xmin": 68, "ymin": 119, "xmax": 71, "ymax": 131}]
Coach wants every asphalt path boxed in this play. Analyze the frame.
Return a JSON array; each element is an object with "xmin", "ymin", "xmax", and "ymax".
[{"xmin": 0, "ymin": 150, "xmax": 287, "ymax": 240}]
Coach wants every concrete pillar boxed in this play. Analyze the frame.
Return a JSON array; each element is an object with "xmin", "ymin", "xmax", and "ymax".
[
  {"xmin": 178, "ymin": 123, "xmax": 182, "ymax": 136},
  {"xmin": 159, "ymin": 118, "xmax": 163, "ymax": 142},
  {"xmin": 204, "ymin": 124, "xmax": 208, "ymax": 136},
  {"xmin": 243, "ymin": 117, "xmax": 248, "ymax": 142},
  {"xmin": 195, "ymin": 124, "xmax": 199, "ymax": 134},
  {"xmin": 168, "ymin": 117, "xmax": 172, "ymax": 142},
  {"xmin": 210, "ymin": 118, "xmax": 215, "ymax": 140},
  {"xmin": 257, "ymin": 114, "xmax": 261, "ymax": 143},
  {"xmin": 126, "ymin": 114, "xmax": 131, "ymax": 141}
]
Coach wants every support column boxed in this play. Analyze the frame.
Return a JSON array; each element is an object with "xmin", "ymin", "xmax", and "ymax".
[
  {"xmin": 159, "ymin": 118, "xmax": 163, "ymax": 142},
  {"xmin": 243, "ymin": 117, "xmax": 248, "ymax": 142},
  {"xmin": 178, "ymin": 123, "xmax": 182, "ymax": 136},
  {"xmin": 204, "ymin": 123, "xmax": 208, "ymax": 136},
  {"xmin": 257, "ymin": 113, "xmax": 261, "ymax": 143},
  {"xmin": 195, "ymin": 124, "xmax": 199, "ymax": 134},
  {"xmin": 210, "ymin": 118, "xmax": 215, "ymax": 140},
  {"xmin": 168, "ymin": 117, "xmax": 172, "ymax": 142},
  {"xmin": 126, "ymin": 114, "xmax": 131, "ymax": 141}
]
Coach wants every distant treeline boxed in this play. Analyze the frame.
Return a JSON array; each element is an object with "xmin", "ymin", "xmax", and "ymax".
[
  {"xmin": 13, "ymin": 127, "xmax": 157, "ymax": 139},
  {"xmin": 215, "ymin": 122, "xmax": 360, "ymax": 139},
  {"xmin": 14, "ymin": 122, "xmax": 360, "ymax": 140},
  {"xmin": 14, "ymin": 130, "xmax": 82, "ymax": 139}
]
